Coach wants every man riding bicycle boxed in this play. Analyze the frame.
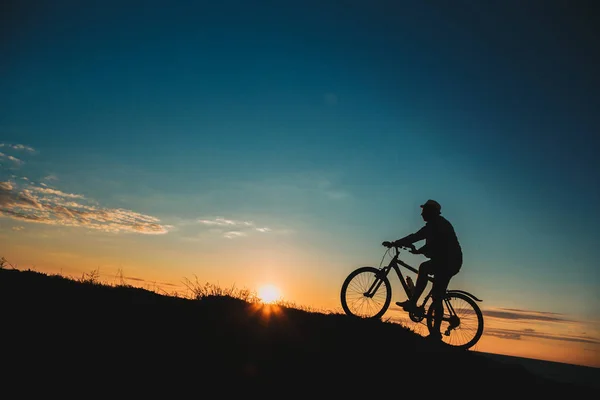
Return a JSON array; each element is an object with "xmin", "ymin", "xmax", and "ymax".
[{"xmin": 382, "ymin": 199, "xmax": 463, "ymax": 341}]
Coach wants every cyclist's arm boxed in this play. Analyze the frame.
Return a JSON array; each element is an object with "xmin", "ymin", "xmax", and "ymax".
[
  {"xmin": 393, "ymin": 225, "xmax": 428, "ymax": 247},
  {"xmin": 415, "ymin": 244, "xmax": 431, "ymax": 257}
]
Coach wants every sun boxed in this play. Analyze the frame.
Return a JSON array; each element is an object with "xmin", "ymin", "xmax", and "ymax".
[{"xmin": 257, "ymin": 284, "xmax": 281, "ymax": 304}]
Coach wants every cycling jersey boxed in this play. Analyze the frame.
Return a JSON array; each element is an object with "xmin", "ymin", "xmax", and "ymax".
[{"xmin": 398, "ymin": 215, "xmax": 463, "ymax": 264}]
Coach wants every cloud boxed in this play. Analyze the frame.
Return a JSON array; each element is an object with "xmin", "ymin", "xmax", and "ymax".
[
  {"xmin": 484, "ymin": 327, "xmax": 600, "ymax": 345},
  {"xmin": 0, "ymin": 152, "xmax": 24, "ymax": 165},
  {"xmin": 488, "ymin": 331, "xmax": 523, "ymax": 340},
  {"xmin": 0, "ymin": 143, "xmax": 36, "ymax": 167},
  {"xmin": 0, "ymin": 143, "xmax": 36, "ymax": 153},
  {"xmin": 198, "ymin": 217, "xmax": 245, "ymax": 226},
  {"xmin": 32, "ymin": 186, "xmax": 85, "ymax": 199},
  {"xmin": 223, "ymin": 231, "xmax": 246, "ymax": 239},
  {"xmin": 0, "ymin": 182, "xmax": 43, "ymax": 209},
  {"xmin": 0, "ymin": 180, "xmax": 170, "ymax": 234},
  {"xmin": 197, "ymin": 216, "xmax": 280, "ymax": 239},
  {"xmin": 482, "ymin": 307, "xmax": 600, "ymax": 345},
  {"xmin": 484, "ymin": 308, "xmax": 573, "ymax": 322}
]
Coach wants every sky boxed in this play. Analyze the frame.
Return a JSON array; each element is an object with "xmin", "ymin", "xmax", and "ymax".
[{"xmin": 1, "ymin": 1, "xmax": 599, "ymax": 368}]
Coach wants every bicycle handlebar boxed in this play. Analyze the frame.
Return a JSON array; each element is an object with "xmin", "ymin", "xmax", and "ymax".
[{"xmin": 382, "ymin": 241, "xmax": 417, "ymax": 253}]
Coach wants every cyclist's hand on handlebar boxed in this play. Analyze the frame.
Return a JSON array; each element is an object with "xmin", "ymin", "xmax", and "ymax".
[
  {"xmin": 394, "ymin": 242, "xmax": 417, "ymax": 253},
  {"xmin": 382, "ymin": 241, "xmax": 393, "ymax": 248},
  {"xmin": 407, "ymin": 244, "xmax": 418, "ymax": 253}
]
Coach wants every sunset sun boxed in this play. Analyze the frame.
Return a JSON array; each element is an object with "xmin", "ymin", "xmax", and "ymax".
[{"xmin": 257, "ymin": 284, "xmax": 281, "ymax": 304}]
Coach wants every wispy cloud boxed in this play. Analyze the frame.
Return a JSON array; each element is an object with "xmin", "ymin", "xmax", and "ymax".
[
  {"xmin": 0, "ymin": 143, "xmax": 36, "ymax": 153},
  {"xmin": 0, "ymin": 144, "xmax": 169, "ymax": 234},
  {"xmin": 197, "ymin": 217, "xmax": 252, "ymax": 227},
  {"xmin": 0, "ymin": 143, "xmax": 36, "ymax": 167},
  {"xmin": 484, "ymin": 308, "xmax": 573, "ymax": 323},
  {"xmin": 223, "ymin": 231, "xmax": 246, "ymax": 239},
  {"xmin": 0, "ymin": 152, "xmax": 24, "ymax": 165},
  {"xmin": 0, "ymin": 180, "xmax": 170, "ymax": 234},
  {"xmin": 32, "ymin": 186, "xmax": 85, "ymax": 199},
  {"xmin": 197, "ymin": 216, "xmax": 277, "ymax": 239},
  {"xmin": 482, "ymin": 307, "xmax": 600, "ymax": 345},
  {"xmin": 484, "ymin": 326, "xmax": 600, "ymax": 345}
]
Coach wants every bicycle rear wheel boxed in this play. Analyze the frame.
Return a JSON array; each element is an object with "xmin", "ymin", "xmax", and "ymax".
[
  {"xmin": 340, "ymin": 266, "xmax": 391, "ymax": 319},
  {"xmin": 426, "ymin": 291, "xmax": 484, "ymax": 350}
]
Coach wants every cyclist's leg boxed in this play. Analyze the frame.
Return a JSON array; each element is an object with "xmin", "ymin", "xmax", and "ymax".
[
  {"xmin": 412, "ymin": 260, "xmax": 434, "ymax": 303},
  {"xmin": 430, "ymin": 272, "xmax": 451, "ymax": 336},
  {"xmin": 430, "ymin": 258, "xmax": 461, "ymax": 335},
  {"xmin": 397, "ymin": 260, "xmax": 433, "ymax": 309}
]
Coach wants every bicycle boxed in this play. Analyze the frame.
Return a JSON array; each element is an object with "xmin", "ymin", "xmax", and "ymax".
[{"xmin": 340, "ymin": 243, "xmax": 484, "ymax": 350}]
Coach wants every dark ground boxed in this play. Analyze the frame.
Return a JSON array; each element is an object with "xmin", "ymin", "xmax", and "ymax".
[
  {"xmin": 479, "ymin": 352, "xmax": 600, "ymax": 389},
  {"xmin": 1, "ymin": 268, "xmax": 593, "ymax": 397}
]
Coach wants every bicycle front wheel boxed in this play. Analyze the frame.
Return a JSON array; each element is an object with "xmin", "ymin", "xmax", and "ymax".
[{"xmin": 340, "ymin": 266, "xmax": 391, "ymax": 319}]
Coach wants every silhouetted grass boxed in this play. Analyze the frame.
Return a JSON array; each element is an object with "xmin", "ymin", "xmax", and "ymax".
[{"xmin": 1, "ymin": 263, "xmax": 592, "ymax": 397}]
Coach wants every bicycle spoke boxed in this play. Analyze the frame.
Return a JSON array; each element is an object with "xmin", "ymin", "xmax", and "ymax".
[
  {"xmin": 426, "ymin": 292, "xmax": 484, "ymax": 349},
  {"xmin": 341, "ymin": 267, "xmax": 392, "ymax": 319}
]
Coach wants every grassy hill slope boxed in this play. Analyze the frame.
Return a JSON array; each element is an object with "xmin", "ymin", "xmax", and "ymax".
[{"xmin": 1, "ymin": 268, "xmax": 590, "ymax": 397}]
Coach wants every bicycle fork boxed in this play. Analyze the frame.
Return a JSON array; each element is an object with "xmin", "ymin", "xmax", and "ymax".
[{"xmin": 363, "ymin": 269, "xmax": 388, "ymax": 297}]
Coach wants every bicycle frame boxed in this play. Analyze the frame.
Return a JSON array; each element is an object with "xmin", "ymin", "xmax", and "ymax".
[
  {"xmin": 366, "ymin": 249, "xmax": 428, "ymax": 302},
  {"xmin": 369, "ymin": 247, "xmax": 482, "ymax": 307}
]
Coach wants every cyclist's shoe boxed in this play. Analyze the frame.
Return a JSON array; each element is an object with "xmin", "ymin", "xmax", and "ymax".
[{"xmin": 395, "ymin": 300, "xmax": 418, "ymax": 313}]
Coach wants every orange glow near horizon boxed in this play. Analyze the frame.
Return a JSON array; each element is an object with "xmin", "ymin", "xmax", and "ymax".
[
  {"xmin": 257, "ymin": 284, "xmax": 282, "ymax": 304},
  {"xmin": 249, "ymin": 303, "xmax": 285, "ymax": 323},
  {"xmin": 2, "ymin": 244, "xmax": 599, "ymax": 369}
]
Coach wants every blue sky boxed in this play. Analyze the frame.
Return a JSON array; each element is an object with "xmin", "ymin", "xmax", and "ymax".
[{"xmin": 1, "ymin": 1, "xmax": 599, "ymax": 365}]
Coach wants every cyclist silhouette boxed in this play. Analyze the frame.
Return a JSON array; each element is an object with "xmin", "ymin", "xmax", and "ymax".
[{"xmin": 382, "ymin": 199, "xmax": 463, "ymax": 341}]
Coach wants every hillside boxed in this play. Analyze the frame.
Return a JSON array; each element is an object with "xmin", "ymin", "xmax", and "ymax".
[{"xmin": 1, "ymin": 268, "xmax": 591, "ymax": 396}]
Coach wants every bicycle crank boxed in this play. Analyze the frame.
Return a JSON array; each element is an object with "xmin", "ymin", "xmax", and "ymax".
[{"xmin": 408, "ymin": 306, "xmax": 426, "ymax": 323}]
